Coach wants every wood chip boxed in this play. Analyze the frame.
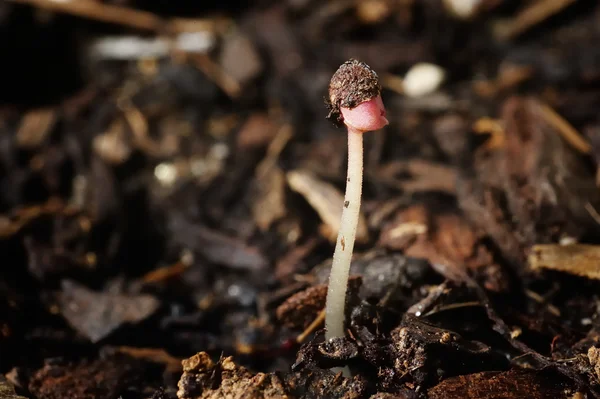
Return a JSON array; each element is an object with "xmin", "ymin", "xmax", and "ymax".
[
  {"xmin": 219, "ymin": 32, "xmax": 262, "ymax": 86},
  {"xmin": 16, "ymin": 108, "xmax": 56, "ymax": 149},
  {"xmin": 428, "ymin": 369, "xmax": 573, "ymax": 398},
  {"xmin": 0, "ymin": 376, "xmax": 27, "ymax": 399},
  {"xmin": 236, "ymin": 114, "xmax": 278, "ymax": 151},
  {"xmin": 286, "ymin": 169, "xmax": 369, "ymax": 243},
  {"xmin": 529, "ymin": 244, "xmax": 600, "ymax": 280},
  {"xmin": 177, "ymin": 352, "xmax": 289, "ymax": 399},
  {"xmin": 379, "ymin": 205, "xmax": 428, "ymax": 250},
  {"xmin": 376, "ymin": 160, "xmax": 457, "ymax": 194},
  {"xmin": 93, "ymin": 120, "xmax": 131, "ymax": 165},
  {"xmin": 276, "ymin": 276, "xmax": 361, "ymax": 330},
  {"xmin": 458, "ymin": 96, "xmax": 600, "ymax": 268},
  {"xmin": 252, "ymin": 165, "xmax": 287, "ymax": 231}
]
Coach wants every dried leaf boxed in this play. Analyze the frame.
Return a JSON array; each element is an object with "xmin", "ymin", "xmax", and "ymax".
[
  {"xmin": 169, "ymin": 213, "xmax": 268, "ymax": 271},
  {"xmin": 219, "ymin": 32, "xmax": 262, "ymax": 85},
  {"xmin": 58, "ymin": 280, "xmax": 160, "ymax": 343},
  {"xmin": 198, "ymin": 227, "xmax": 268, "ymax": 270}
]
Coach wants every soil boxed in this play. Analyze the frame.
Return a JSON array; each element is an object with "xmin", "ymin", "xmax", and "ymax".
[{"xmin": 2, "ymin": 0, "xmax": 600, "ymax": 398}]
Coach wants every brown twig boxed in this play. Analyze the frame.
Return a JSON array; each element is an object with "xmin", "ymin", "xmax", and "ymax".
[
  {"xmin": 6, "ymin": 0, "xmax": 226, "ymax": 34},
  {"xmin": 296, "ymin": 309, "xmax": 326, "ymax": 344},
  {"xmin": 538, "ymin": 103, "xmax": 591, "ymax": 154},
  {"xmin": 0, "ymin": 198, "xmax": 79, "ymax": 239},
  {"xmin": 110, "ymin": 346, "xmax": 182, "ymax": 374},
  {"xmin": 493, "ymin": 0, "xmax": 578, "ymax": 41},
  {"xmin": 141, "ymin": 261, "xmax": 189, "ymax": 284},
  {"xmin": 188, "ymin": 54, "xmax": 242, "ymax": 99}
]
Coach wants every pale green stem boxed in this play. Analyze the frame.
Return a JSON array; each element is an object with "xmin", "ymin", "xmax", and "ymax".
[{"xmin": 325, "ymin": 128, "xmax": 363, "ymax": 340}]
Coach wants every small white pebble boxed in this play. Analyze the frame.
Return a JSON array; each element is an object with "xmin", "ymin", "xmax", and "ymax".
[
  {"xmin": 403, "ymin": 63, "xmax": 446, "ymax": 98},
  {"xmin": 581, "ymin": 318, "xmax": 592, "ymax": 326},
  {"xmin": 510, "ymin": 327, "xmax": 522, "ymax": 339},
  {"xmin": 154, "ymin": 163, "xmax": 178, "ymax": 186},
  {"xmin": 227, "ymin": 284, "xmax": 241, "ymax": 298},
  {"xmin": 190, "ymin": 159, "xmax": 207, "ymax": 177},
  {"xmin": 443, "ymin": 0, "xmax": 482, "ymax": 19},
  {"xmin": 176, "ymin": 31, "xmax": 215, "ymax": 54},
  {"xmin": 91, "ymin": 36, "xmax": 169, "ymax": 60},
  {"xmin": 210, "ymin": 143, "xmax": 230, "ymax": 160},
  {"xmin": 180, "ymin": 249, "xmax": 194, "ymax": 266},
  {"xmin": 559, "ymin": 235, "xmax": 577, "ymax": 245}
]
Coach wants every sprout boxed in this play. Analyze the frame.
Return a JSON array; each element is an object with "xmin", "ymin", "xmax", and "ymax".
[{"xmin": 324, "ymin": 59, "xmax": 388, "ymax": 340}]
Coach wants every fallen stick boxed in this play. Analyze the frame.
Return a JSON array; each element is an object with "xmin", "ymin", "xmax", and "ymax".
[{"xmin": 6, "ymin": 0, "xmax": 225, "ymax": 33}]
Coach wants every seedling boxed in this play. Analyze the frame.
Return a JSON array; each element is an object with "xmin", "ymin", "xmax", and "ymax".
[{"xmin": 324, "ymin": 59, "xmax": 388, "ymax": 340}]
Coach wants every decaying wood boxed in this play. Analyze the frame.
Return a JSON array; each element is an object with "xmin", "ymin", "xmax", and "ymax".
[
  {"xmin": 529, "ymin": 244, "xmax": 600, "ymax": 280},
  {"xmin": 428, "ymin": 369, "xmax": 575, "ymax": 399},
  {"xmin": 276, "ymin": 276, "xmax": 362, "ymax": 330},
  {"xmin": 457, "ymin": 96, "xmax": 600, "ymax": 269},
  {"xmin": 0, "ymin": 376, "xmax": 27, "ymax": 399},
  {"xmin": 177, "ymin": 352, "xmax": 290, "ymax": 399},
  {"xmin": 6, "ymin": 0, "xmax": 227, "ymax": 34}
]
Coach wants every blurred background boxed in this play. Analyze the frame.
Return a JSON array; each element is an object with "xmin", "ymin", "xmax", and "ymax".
[{"xmin": 2, "ymin": 0, "xmax": 600, "ymax": 398}]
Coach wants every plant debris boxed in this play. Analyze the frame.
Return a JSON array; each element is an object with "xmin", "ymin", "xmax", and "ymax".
[
  {"xmin": 0, "ymin": 376, "xmax": 26, "ymax": 399},
  {"xmin": 3, "ymin": 0, "xmax": 600, "ymax": 398},
  {"xmin": 177, "ymin": 352, "xmax": 289, "ymax": 399},
  {"xmin": 57, "ymin": 280, "xmax": 160, "ymax": 343},
  {"xmin": 529, "ymin": 244, "xmax": 600, "ymax": 280}
]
